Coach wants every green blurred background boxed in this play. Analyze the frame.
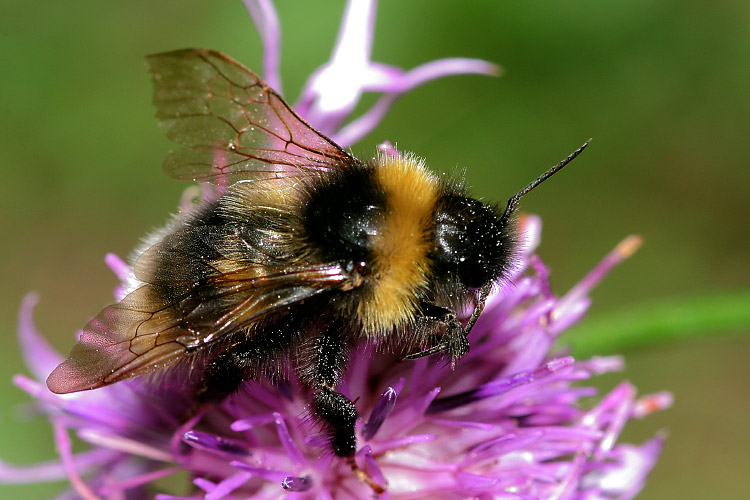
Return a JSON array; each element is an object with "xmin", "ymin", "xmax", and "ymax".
[{"xmin": 1, "ymin": 1, "xmax": 748, "ymax": 498}]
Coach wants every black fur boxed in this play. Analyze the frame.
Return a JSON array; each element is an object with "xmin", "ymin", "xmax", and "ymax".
[
  {"xmin": 190, "ymin": 168, "xmax": 517, "ymax": 458},
  {"xmin": 303, "ymin": 162, "xmax": 383, "ymax": 270}
]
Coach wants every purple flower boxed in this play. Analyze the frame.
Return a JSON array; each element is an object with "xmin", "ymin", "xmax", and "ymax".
[
  {"xmin": 4, "ymin": 218, "xmax": 670, "ymax": 500},
  {"xmin": 2, "ymin": 1, "xmax": 670, "ymax": 499},
  {"xmin": 245, "ymin": 0, "xmax": 499, "ymax": 147}
]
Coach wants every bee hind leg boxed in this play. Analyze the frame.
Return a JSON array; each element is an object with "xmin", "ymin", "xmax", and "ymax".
[
  {"xmin": 198, "ymin": 317, "xmax": 299, "ymax": 403},
  {"xmin": 198, "ymin": 347, "xmax": 253, "ymax": 403}
]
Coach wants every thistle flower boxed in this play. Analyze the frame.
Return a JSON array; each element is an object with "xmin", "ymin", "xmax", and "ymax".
[
  {"xmin": 244, "ymin": 0, "xmax": 499, "ymax": 147},
  {"xmin": 4, "ymin": 217, "xmax": 670, "ymax": 500},
  {"xmin": 2, "ymin": 1, "xmax": 670, "ymax": 499}
]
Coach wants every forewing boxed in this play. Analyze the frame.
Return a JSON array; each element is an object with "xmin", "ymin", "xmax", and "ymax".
[
  {"xmin": 147, "ymin": 49, "xmax": 353, "ymax": 184},
  {"xmin": 46, "ymin": 264, "xmax": 350, "ymax": 394}
]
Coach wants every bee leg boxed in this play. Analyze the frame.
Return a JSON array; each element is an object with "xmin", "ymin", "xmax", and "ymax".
[
  {"xmin": 198, "ymin": 347, "xmax": 254, "ymax": 403},
  {"xmin": 404, "ymin": 302, "xmax": 469, "ymax": 365},
  {"xmin": 302, "ymin": 324, "xmax": 358, "ymax": 457},
  {"xmin": 404, "ymin": 284, "xmax": 493, "ymax": 365},
  {"xmin": 311, "ymin": 384, "xmax": 358, "ymax": 457},
  {"xmin": 198, "ymin": 317, "xmax": 299, "ymax": 403},
  {"xmin": 180, "ymin": 347, "xmax": 251, "ymax": 426}
]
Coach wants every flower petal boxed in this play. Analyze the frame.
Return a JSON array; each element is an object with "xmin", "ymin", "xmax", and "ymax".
[
  {"xmin": 243, "ymin": 0, "xmax": 283, "ymax": 93},
  {"xmin": 17, "ymin": 293, "xmax": 63, "ymax": 382}
]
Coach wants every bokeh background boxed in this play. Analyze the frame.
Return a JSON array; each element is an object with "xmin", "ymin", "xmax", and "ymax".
[{"xmin": 1, "ymin": 1, "xmax": 748, "ymax": 498}]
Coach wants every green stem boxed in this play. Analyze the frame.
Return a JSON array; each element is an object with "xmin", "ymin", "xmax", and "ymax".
[{"xmin": 562, "ymin": 290, "xmax": 750, "ymax": 357}]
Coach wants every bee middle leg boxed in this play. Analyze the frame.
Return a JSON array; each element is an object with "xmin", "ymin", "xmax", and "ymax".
[{"xmin": 299, "ymin": 322, "xmax": 357, "ymax": 457}]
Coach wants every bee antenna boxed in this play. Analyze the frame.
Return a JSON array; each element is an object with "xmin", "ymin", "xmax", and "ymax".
[{"xmin": 501, "ymin": 139, "xmax": 591, "ymax": 224}]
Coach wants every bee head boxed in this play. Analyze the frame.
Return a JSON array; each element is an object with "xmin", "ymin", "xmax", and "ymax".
[
  {"xmin": 433, "ymin": 196, "xmax": 514, "ymax": 290},
  {"xmin": 435, "ymin": 139, "xmax": 591, "ymax": 293},
  {"xmin": 433, "ymin": 138, "xmax": 592, "ymax": 292}
]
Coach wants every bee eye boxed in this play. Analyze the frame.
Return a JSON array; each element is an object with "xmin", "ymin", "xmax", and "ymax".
[
  {"xmin": 435, "ymin": 224, "xmax": 488, "ymax": 290},
  {"xmin": 458, "ymin": 257, "xmax": 486, "ymax": 290}
]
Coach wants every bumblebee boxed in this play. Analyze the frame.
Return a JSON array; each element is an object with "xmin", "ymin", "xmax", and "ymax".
[{"xmin": 47, "ymin": 49, "xmax": 588, "ymax": 457}]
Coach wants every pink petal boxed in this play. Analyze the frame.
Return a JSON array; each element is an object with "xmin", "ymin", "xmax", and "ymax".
[
  {"xmin": 243, "ymin": 0, "xmax": 283, "ymax": 93},
  {"xmin": 17, "ymin": 293, "xmax": 63, "ymax": 382}
]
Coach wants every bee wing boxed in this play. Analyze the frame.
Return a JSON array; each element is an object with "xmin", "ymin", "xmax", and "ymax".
[
  {"xmin": 46, "ymin": 263, "xmax": 350, "ymax": 394},
  {"xmin": 146, "ymin": 49, "xmax": 354, "ymax": 184}
]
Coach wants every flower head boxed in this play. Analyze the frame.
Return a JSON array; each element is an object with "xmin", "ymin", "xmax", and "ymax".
[
  {"xmin": 2, "ymin": 2, "xmax": 669, "ymax": 499},
  {"xmin": 5, "ymin": 218, "xmax": 669, "ymax": 500}
]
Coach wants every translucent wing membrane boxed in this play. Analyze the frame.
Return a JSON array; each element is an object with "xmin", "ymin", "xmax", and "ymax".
[
  {"xmin": 147, "ymin": 49, "xmax": 353, "ymax": 184},
  {"xmin": 45, "ymin": 50, "xmax": 361, "ymax": 394},
  {"xmin": 46, "ymin": 263, "xmax": 350, "ymax": 394}
]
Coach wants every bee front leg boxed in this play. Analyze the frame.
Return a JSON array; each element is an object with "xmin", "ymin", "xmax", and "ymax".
[
  {"xmin": 404, "ymin": 302, "xmax": 469, "ymax": 365},
  {"xmin": 404, "ymin": 284, "xmax": 493, "ymax": 365},
  {"xmin": 301, "ymin": 323, "xmax": 358, "ymax": 457}
]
